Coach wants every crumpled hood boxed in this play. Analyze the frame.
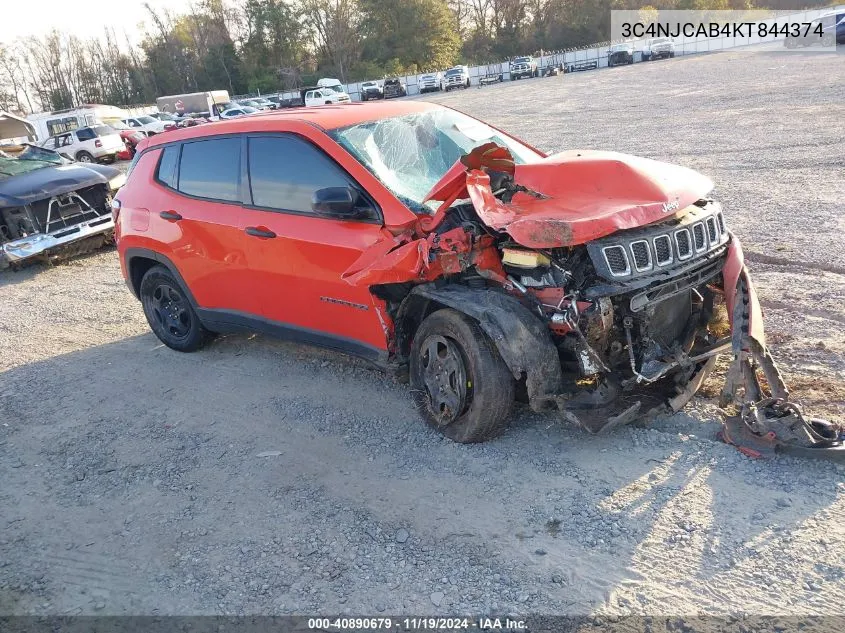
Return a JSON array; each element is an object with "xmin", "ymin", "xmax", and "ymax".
[
  {"xmin": 424, "ymin": 147, "xmax": 714, "ymax": 248},
  {"xmin": 0, "ymin": 163, "xmax": 119, "ymax": 208}
]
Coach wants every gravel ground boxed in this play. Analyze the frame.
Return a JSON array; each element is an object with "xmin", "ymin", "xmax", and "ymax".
[{"xmin": 1, "ymin": 50, "xmax": 844, "ymax": 619}]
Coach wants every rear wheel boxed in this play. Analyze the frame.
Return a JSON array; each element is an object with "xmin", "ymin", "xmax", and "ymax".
[
  {"xmin": 140, "ymin": 265, "xmax": 211, "ymax": 352},
  {"xmin": 410, "ymin": 309, "xmax": 515, "ymax": 443},
  {"xmin": 75, "ymin": 151, "xmax": 94, "ymax": 163}
]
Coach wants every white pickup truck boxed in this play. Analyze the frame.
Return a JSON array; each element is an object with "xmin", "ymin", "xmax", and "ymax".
[{"xmin": 303, "ymin": 87, "xmax": 351, "ymax": 107}]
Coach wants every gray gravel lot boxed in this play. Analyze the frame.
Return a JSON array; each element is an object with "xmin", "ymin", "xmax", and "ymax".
[{"xmin": 1, "ymin": 50, "xmax": 844, "ymax": 618}]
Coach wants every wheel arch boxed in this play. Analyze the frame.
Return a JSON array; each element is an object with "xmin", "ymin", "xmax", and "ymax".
[
  {"xmin": 395, "ymin": 284, "xmax": 563, "ymax": 409},
  {"xmin": 124, "ymin": 247, "xmax": 198, "ymax": 308}
]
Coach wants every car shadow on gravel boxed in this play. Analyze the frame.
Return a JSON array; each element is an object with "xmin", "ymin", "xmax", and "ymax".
[{"xmin": 2, "ymin": 333, "xmax": 842, "ymax": 615}]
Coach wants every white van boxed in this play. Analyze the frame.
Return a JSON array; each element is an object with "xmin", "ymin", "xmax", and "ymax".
[{"xmin": 27, "ymin": 105, "xmax": 128, "ymax": 142}]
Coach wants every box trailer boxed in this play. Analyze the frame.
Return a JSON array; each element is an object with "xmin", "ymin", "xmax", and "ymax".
[{"xmin": 156, "ymin": 91, "xmax": 231, "ymax": 118}]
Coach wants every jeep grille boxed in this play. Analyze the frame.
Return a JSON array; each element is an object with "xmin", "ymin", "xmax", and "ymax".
[{"xmin": 588, "ymin": 202, "xmax": 729, "ymax": 282}]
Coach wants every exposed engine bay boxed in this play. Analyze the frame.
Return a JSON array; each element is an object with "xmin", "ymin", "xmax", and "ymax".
[
  {"xmin": 0, "ymin": 145, "xmax": 121, "ymax": 268},
  {"xmin": 344, "ymin": 142, "xmax": 844, "ymax": 459}
]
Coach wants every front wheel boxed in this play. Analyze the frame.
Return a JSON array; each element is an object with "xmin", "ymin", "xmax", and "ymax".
[
  {"xmin": 140, "ymin": 265, "xmax": 211, "ymax": 352},
  {"xmin": 410, "ymin": 309, "xmax": 515, "ymax": 443}
]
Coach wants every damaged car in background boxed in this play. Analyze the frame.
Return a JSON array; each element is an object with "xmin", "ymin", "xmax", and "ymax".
[
  {"xmin": 113, "ymin": 102, "xmax": 842, "ymax": 460},
  {"xmin": 1, "ymin": 114, "xmax": 125, "ymax": 269}
]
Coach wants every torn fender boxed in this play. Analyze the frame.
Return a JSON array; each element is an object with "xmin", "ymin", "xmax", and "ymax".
[
  {"xmin": 342, "ymin": 226, "xmax": 502, "ymax": 287},
  {"xmin": 722, "ymin": 234, "xmax": 766, "ymax": 349},
  {"xmin": 403, "ymin": 285, "xmax": 564, "ymax": 409}
]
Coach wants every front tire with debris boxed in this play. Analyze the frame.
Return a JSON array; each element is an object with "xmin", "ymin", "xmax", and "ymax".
[{"xmin": 410, "ymin": 309, "xmax": 515, "ymax": 443}]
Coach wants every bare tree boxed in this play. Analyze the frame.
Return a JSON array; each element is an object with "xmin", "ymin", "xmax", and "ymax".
[{"xmin": 301, "ymin": 0, "xmax": 361, "ymax": 81}]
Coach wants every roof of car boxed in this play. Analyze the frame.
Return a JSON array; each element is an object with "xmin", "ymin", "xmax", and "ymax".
[{"xmin": 143, "ymin": 101, "xmax": 442, "ymax": 148}]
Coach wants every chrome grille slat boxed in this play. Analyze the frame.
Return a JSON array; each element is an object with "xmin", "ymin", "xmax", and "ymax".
[
  {"xmin": 692, "ymin": 222, "xmax": 707, "ymax": 252},
  {"xmin": 630, "ymin": 240, "xmax": 652, "ymax": 272},
  {"xmin": 653, "ymin": 235, "xmax": 673, "ymax": 265},
  {"xmin": 675, "ymin": 228, "xmax": 692, "ymax": 259},
  {"xmin": 706, "ymin": 216, "xmax": 718, "ymax": 243},
  {"xmin": 603, "ymin": 245, "xmax": 631, "ymax": 276}
]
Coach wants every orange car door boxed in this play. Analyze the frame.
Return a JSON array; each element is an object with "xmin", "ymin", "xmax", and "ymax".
[
  {"xmin": 238, "ymin": 133, "xmax": 389, "ymax": 356},
  {"xmin": 148, "ymin": 137, "xmax": 256, "ymax": 316}
]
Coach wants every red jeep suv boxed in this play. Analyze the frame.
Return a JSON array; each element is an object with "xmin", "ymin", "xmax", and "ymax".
[{"xmin": 115, "ymin": 101, "xmax": 783, "ymax": 447}]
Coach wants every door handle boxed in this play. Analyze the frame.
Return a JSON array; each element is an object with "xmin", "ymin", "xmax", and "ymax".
[
  {"xmin": 160, "ymin": 211, "xmax": 182, "ymax": 221},
  {"xmin": 245, "ymin": 226, "xmax": 276, "ymax": 239}
]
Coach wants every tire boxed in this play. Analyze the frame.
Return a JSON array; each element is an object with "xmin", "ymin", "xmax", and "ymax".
[
  {"xmin": 410, "ymin": 308, "xmax": 515, "ymax": 443},
  {"xmin": 75, "ymin": 151, "xmax": 94, "ymax": 163},
  {"xmin": 669, "ymin": 52, "xmax": 675, "ymax": 58},
  {"xmin": 140, "ymin": 265, "xmax": 211, "ymax": 352}
]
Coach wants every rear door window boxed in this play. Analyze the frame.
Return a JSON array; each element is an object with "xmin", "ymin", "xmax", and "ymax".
[{"xmin": 177, "ymin": 137, "xmax": 241, "ymax": 202}]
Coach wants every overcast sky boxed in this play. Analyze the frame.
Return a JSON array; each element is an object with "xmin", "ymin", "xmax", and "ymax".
[{"xmin": 4, "ymin": 0, "xmax": 195, "ymax": 45}]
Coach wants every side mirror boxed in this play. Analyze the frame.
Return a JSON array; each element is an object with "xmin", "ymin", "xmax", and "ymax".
[{"xmin": 311, "ymin": 186, "xmax": 364, "ymax": 217}]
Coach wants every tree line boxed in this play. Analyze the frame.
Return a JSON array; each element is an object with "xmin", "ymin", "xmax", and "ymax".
[{"xmin": 0, "ymin": 0, "xmax": 835, "ymax": 114}]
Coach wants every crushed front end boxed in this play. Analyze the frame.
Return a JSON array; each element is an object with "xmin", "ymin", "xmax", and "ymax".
[
  {"xmin": 1, "ymin": 148, "xmax": 124, "ymax": 269},
  {"xmin": 343, "ymin": 143, "xmax": 843, "ymax": 457}
]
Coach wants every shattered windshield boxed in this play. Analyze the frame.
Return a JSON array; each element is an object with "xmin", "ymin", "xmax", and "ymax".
[
  {"xmin": 329, "ymin": 109, "xmax": 542, "ymax": 213},
  {"xmin": 0, "ymin": 145, "xmax": 68, "ymax": 179}
]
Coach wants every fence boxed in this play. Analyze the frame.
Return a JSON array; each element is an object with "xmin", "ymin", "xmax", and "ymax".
[{"xmin": 250, "ymin": 5, "xmax": 842, "ymax": 104}]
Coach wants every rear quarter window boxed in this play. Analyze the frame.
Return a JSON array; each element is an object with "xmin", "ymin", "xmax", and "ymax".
[
  {"xmin": 76, "ymin": 128, "xmax": 95, "ymax": 141},
  {"xmin": 155, "ymin": 145, "xmax": 180, "ymax": 188},
  {"xmin": 178, "ymin": 137, "xmax": 241, "ymax": 202}
]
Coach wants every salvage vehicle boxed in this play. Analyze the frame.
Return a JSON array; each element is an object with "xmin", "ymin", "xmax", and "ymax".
[
  {"xmin": 1, "ymin": 143, "xmax": 125, "ymax": 269},
  {"xmin": 361, "ymin": 81, "xmax": 384, "ymax": 101},
  {"xmin": 113, "ymin": 101, "xmax": 842, "ymax": 457},
  {"xmin": 121, "ymin": 115, "xmax": 170, "ymax": 136},
  {"xmin": 641, "ymin": 38, "xmax": 675, "ymax": 61},
  {"xmin": 303, "ymin": 88, "xmax": 351, "ymax": 107},
  {"xmin": 219, "ymin": 106, "xmax": 260, "ymax": 119},
  {"xmin": 443, "ymin": 66, "xmax": 471, "ymax": 91},
  {"xmin": 418, "ymin": 72, "xmax": 443, "ymax": 93},
  {"xmin": 156, "ymin": 90, "xmax": 230, "ymax": 118},
  {"xmin": 383, "ymin": 78, "xmax": 407, "ymax": 99},
  {"xmin": 39, "ymin": 125, "xmax": 124, "ymax": 163},
  {"xmin": 608, "ymin": 43, "xmax": 635, "ymax": 67},
  {"xmin": 105, "ymin": 120, "xmax": 147, "ymax": 157},
  {"xmin": 510, "ymin": 56, "xmax": 538, "ymax": 79}
]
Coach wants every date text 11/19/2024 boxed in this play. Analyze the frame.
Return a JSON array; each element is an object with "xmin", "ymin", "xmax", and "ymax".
[{"xmin": 307, "ymin": 617, "xmax": 527, "ymax": 630}]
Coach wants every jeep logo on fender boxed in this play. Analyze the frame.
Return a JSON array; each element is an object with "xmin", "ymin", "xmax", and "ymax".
[{"xmin": 662, "ymin": 200, "xmax": 680, "ymax": 213}]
